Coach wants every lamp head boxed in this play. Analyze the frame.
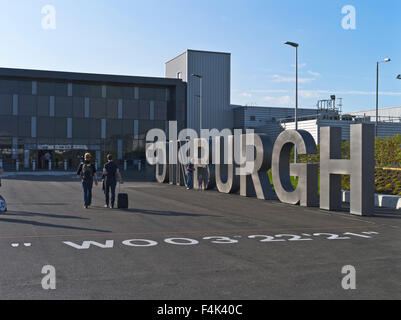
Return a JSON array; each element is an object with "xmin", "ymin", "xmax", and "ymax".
[{"xmin": 284, "ymin": 41, "xmax": 299, "ymax": 48}]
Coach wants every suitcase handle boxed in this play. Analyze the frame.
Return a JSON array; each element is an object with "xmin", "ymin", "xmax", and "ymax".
[{"xmin": 118, "ymin": 182, "xmax": 125, "ymax": 193}]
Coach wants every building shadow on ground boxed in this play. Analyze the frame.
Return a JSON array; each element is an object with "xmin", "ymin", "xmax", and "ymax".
[
  {"xmin": 122, "ymin": 208, "xmax": 218, "ymax": 218},
  {"xmin": 6, "ymin": 203, "xmax": 71, "ymax": 206},
  {"xmin": 0, "ymin": 216, "xmax": 110, "ymax": 233},
  {"xmin": 371, "ymin": 207, "xmax": 401, "ymax": 219},
  {"xmin": 2, "ymin": 210, "xmax": 89, "ymax": 220},
  {"xmin": 337, "ymin": 204, "xmax": 401, "ymax": 218},
  {"xmin": 2, "ymin": 175, "xmax": 78, "ymax": 182}
]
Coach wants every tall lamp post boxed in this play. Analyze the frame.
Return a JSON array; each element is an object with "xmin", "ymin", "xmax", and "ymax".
[
  {"xmin": 397, "ymin": 74, "xmax": 401, "ymax": 80},
  {"xmin": 376, "ymin": 58, "xmax": 391, "ymax": 137},
  {"xmin": 191, "ymin": 74, "xmax": 203, "ymax": 135},
  {"xmin": 284, "ymin": 41, "xmax": 299, "ymax": 163}
]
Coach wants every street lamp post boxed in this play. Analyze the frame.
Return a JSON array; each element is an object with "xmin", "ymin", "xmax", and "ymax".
[
  {"xmin": 191, "ymin": 74, "xmax": 203, "ymax": 135},
  {"xmin": 284, "ymin": 41, "xmax": 299, "ymax": 163},
  {"xmin": 376, "ymin": 58, "xmax": 391, "ymax": 137},
  {"xmin": 397, "ymin": 74, "xmax": 401, "ymax": 80}
]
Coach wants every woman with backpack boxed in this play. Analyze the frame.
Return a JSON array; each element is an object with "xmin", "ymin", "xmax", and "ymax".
[{"xmin": 76, "ymin": 153, "xmax": 98, "ymax": 209}]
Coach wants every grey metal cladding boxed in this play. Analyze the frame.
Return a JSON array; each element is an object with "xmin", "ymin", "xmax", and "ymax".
[
  {"xmin": 234, "ymin": 106, "xmax": 318, "ymax": 129},
  {"xmin": 187, "ymin": 51, "xmax": 232, "ymax": 132},
  {"xmin": 55, "ymin": 96, "xmax": 73, "ymax": 117},
  {"xmin": 0, "ymin": 94, "xmax": 13, "ymax": 115},
  {"xmin": 0, "ymin": 67, "xmax": 184, "ymax": 87},
  {"xmin": 18, "ymin": 95, "xmax": 37, "ymax": 116}
]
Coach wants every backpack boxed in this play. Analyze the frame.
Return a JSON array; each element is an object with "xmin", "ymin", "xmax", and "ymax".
[
  {"xmin": 0, "ymin": 195, "xmax": 7, "ymax": 213},
  {"xmin": 82, "ymin": 163, "xmax": 94, "ymax": 180}
]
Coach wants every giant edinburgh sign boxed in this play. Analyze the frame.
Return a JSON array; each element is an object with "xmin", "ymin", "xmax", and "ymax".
[{"xmin": 146, "ymin": 123, "xmax": 375, "ymax": 216}]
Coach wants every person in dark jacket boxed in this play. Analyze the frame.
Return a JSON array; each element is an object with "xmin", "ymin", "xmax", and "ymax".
[
  {"xmin": 186, "ymin": 159, "xmax": 195, "ymax": 190},
  {"xmin": 0, "ymin": 161, "xmax": 5, "ymax": 212},
  {"xmin": 102, "ymin": 154, "xmax": 123, "ymax": 209},
  {"xmin": 0, "ymin": 160, "xmax": 3, "ymax": 187},
  {"xmin": 77, "ymin": 153, "xmax": 98, "ymax": 209}
]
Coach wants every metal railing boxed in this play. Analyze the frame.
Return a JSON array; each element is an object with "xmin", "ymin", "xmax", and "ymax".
[
  {"xmin": 350, "ymin": 115, "xmax": 401, "ymax": 123},
  {"xmin": 278, "ymin": 113, "xmax": 401, "ymax": 127},
  {"xmin": 0, "ymin": 158, "xmax": 146, "ymax": 172}
]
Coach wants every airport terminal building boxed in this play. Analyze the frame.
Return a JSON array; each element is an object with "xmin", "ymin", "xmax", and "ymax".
[
  {"xmin": 0, "ymin": 68, "xmax": 186, "ymax": 170},
  {"xmin": 1, "ymin": 49, "xmax": 400, "ymax": 171}
]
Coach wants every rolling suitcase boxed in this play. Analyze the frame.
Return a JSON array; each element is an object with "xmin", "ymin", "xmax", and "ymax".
[{"xmin": 117, "ymin": 183, "xmax": 129, "ymax": 209}]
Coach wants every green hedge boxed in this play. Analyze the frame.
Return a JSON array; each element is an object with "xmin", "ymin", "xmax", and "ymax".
[
  {"xmin": 375, "ymin": 169, "xmax": 401, "ymax": 196},
  {"xmin": 375, "ymin": 135, "xmax": 401, "ymax": 168},
  {"xmin": 290, "ymin": 135, "xmax": 401, "ymax": 195}
]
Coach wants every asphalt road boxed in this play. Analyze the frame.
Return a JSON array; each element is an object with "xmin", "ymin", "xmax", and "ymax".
[{"xmin": 0, "ymin": 174, "xmax": 400, "ymax": 300}]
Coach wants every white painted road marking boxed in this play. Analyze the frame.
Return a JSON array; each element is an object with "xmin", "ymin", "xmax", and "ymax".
[
  {"xmin": 59, "ymin": 231, "xmax": 379, "ymax": 250},
  {"xmin": 11, "ymin": 243, "xmax": 32, "ymax": 247}
]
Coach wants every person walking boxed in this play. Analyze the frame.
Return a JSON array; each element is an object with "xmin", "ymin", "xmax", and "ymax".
[
  {"xmin": 103, "ymin": 154, "xmax": 123, "ymax": 209},
  {"xmin": 0, "ymin": 161, "xmax": 6, "ymax": 213},
  {"xmin": 0, "ymin": 160, "xmax": 3, "ymax": 188},
  {"xmin": 186, "ymin": 159, "xmax": 195, "ymax": 190},
  {"xmin": 77, "ymin": 153, "xmax": 98, "ymax": 209}
]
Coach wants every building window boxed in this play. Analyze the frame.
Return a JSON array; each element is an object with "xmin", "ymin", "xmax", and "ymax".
[
  {"xmin": 37, "ymin": 81, "xmax": 55, "ymax": 96},
  {"xmin": 250, "ymin": 116, "xmax": 256, "ymax": 121},
  {"xmin": 0, "ymin": 94, "xmax": 13, "ymax": 115},
  {"xmin": 139, "ymin": 87, "xmax": 166, "ymax": 101}
]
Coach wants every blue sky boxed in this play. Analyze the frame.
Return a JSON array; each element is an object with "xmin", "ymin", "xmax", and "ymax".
[{"xmin": 0, "ymin": 0, "xmax": 400, "ymax": 112}]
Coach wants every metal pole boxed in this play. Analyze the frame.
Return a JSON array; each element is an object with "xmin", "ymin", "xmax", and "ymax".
[
  {"xmin": 295, "ymin": 46, "xmax": 298, "ymax": 132},
  {"xmin": 200, "ymin": 76, "xmax": 203, "ymax": 136},
  {"xmin": 294, "ymin": 46, "xmax": 298, "ymax": 163},
  {"xmin": 376, "ymin": 62, "xmax": 379, "ymax": 137}
]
